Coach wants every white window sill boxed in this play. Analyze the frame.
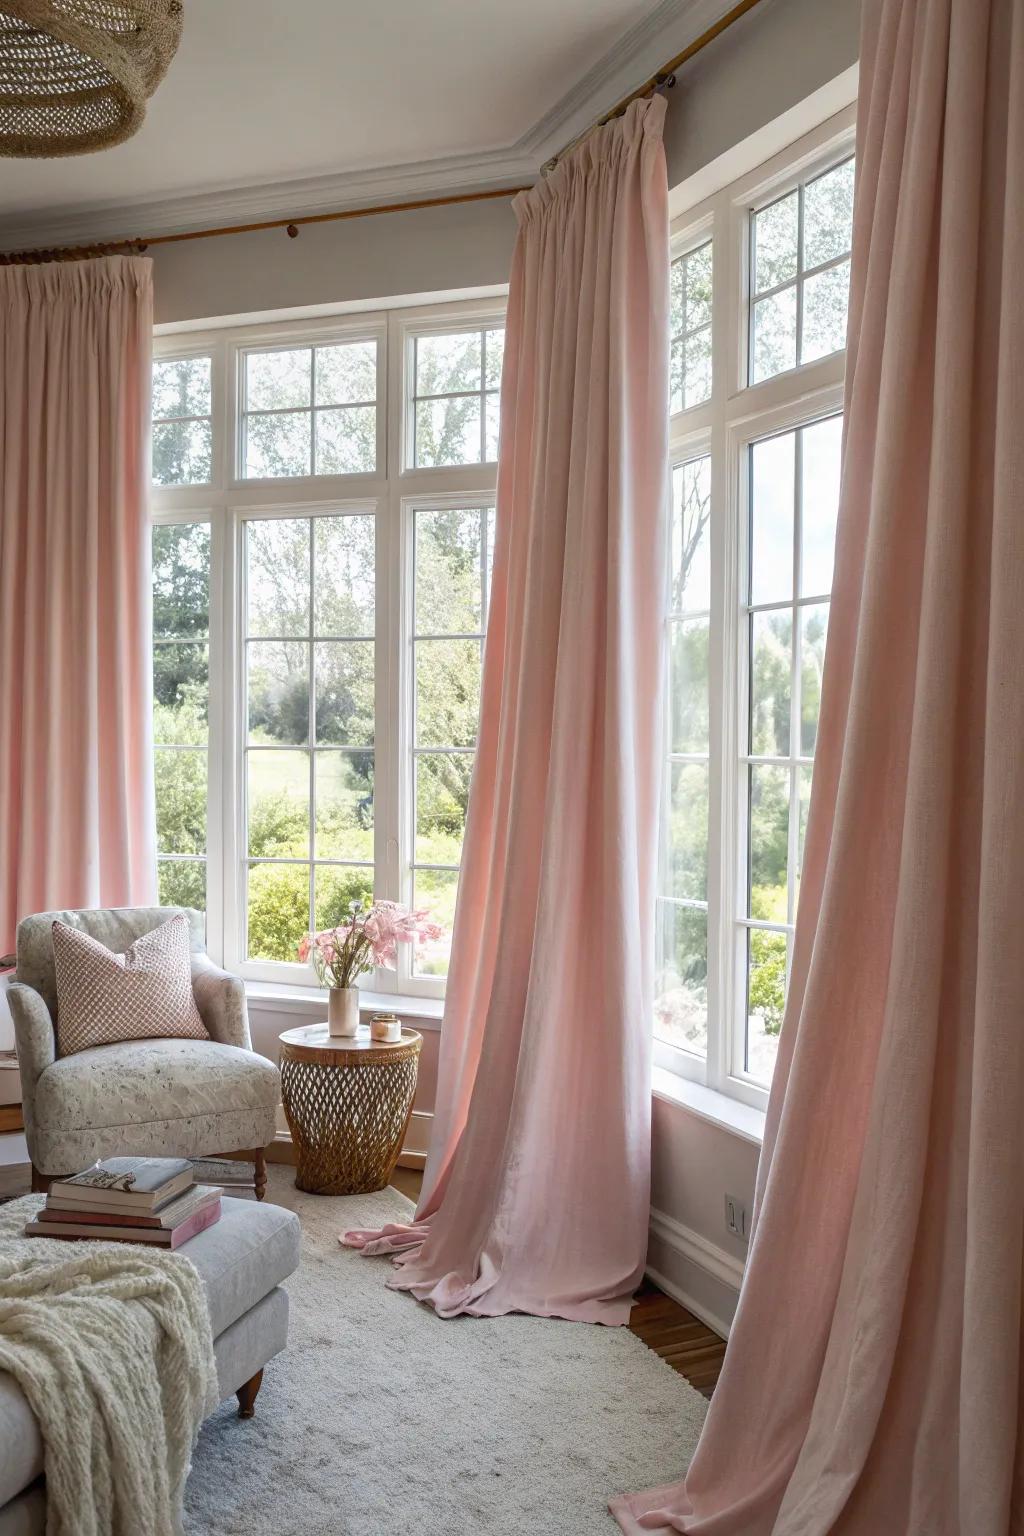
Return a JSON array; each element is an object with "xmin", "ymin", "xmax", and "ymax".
[
  {"xmin": 652, "ymin": 1067, "xmax": 766, "ymax": 1146},
  {"xmin": 244, "ymin": 980, "xmax": 444, "ymax": 1029}
]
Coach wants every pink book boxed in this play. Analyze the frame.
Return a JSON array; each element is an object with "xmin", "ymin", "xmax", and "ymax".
[{"xmin": 24, "ymin": 1198, "xmax": 221, "ymax": 1248}]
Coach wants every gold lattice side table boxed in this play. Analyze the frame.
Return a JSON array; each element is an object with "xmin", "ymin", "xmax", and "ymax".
[{"xmin": 278, "ymin": 1023, "xmax": 422, "ymax": 1196}]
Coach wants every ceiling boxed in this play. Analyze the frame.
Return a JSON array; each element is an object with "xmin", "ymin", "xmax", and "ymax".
[{"xmin": 0, "ymin": 0, "xmax": 721, "ymax": 249}]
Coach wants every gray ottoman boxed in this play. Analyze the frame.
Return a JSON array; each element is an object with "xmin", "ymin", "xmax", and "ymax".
[{"xmin": 0, "ymin": 1195, "xmax": 301, "ymax": 1534}]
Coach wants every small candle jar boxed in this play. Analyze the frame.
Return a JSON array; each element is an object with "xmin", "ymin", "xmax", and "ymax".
[{"xmin": 369, "ymin": 1012, "xmax": 402, "ymax": 1043}]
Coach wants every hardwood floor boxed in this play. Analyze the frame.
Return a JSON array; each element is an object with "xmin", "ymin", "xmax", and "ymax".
[{"xmin": 388, "ymin": 1164, "xmax": 726, "ymax": 1398}]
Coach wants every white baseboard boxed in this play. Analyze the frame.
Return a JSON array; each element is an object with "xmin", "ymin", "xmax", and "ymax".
[
  {"xmin": 647, "ymin": 1205, "xmax": 745, "ymax": 1340},
  {"xmin": 396, "ymin": 1109, "xmax": 432, "ymax": 1169}
]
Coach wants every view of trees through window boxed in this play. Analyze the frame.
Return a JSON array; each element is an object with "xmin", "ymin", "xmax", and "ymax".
[
  {"xmin": 670, "ymin": 241, "xmax": 713, "ymax": 412},
  {"xmin": 153, "ymin": 521, "xmax": 210, "ymax": 909},
  {"xmin": 152, "ymin": 357, "xmax": 212, "ymax": 486},
  {"xmin": 242, "ymin": 342, "xmax": 378, "ymax": 478},
  {"xmin": 742, "ymin": 413, "xmax": 841, "ymax": 1079},
  {"xmin": 413, "ymin": 328, "xmax": 502, "ymax": 467},
  {"xmin": 656, "ymin": 456, "xmax": 711, "ymax": 1054},
  {"xmin": 243, "ymin": 513, "xmax": 376, "ymax": 962},
  {"xmin": 412, "ymin": 505, "xmax": 494, "ymax": 974},
  {"xmin": 750, "ymin": 156, "xmax": 854, "ymax": 383}
]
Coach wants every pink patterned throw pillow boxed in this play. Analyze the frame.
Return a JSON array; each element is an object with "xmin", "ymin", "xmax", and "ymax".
[{"xmin": 52, "ymin": 914, "xmax": 209, "ymax": 1056}]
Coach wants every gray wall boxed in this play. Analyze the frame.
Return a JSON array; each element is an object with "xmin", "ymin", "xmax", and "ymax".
[
  {"xmin": 664, "ymin": 0, "xmax": 861, "ymax": 187},
  {"xmin": 152, "ymin": 195, "xmax": 519, "ymax": 327}
]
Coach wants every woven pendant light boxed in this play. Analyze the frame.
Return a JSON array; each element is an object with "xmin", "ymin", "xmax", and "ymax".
[{"xmin": 0, "ymin": 0, "xmax": 182, "ymax": 157}]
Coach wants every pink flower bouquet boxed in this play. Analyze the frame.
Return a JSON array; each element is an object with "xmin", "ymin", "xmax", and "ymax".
[{"xmin": 297, "ymin": 900, "xmax": 443, "ymax": 989}]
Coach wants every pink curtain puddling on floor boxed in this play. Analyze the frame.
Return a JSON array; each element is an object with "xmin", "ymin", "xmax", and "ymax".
[
  {"xmin": 613, "ymin": 0, "xmax": 1024, "ymax": 1530},
  {"xmin": 0, "ymin": 257, "xmax": 157, "ymax": 955},
  {"xmin": 344, "ymin": 97, "xmax": 670, "ymax": 1324}
]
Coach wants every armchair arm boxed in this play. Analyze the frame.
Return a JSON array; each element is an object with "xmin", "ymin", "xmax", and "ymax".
[
  {"xmin": 190, "ymin": 953, "xmax": 252, "ymax": 1050},
  {"xmin": 8, "ymin": 983, "xmax": 56, "ymax": 1141}
]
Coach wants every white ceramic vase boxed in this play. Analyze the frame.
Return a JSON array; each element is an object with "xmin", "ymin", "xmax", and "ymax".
[{"xmin": 328, "ymin": 986, "xmax": 360, "ymax": 1037}]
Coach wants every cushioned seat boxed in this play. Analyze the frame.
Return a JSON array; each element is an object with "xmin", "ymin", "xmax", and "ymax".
[
  {"xmin": 34, "ymin": 1037, "xmax": 280, "ymax": 1133},
  {"xmin": 0, "ymin": 1196, "xmax": 302, "ymax": 1516}
]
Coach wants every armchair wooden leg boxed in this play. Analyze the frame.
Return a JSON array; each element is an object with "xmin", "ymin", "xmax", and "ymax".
[
  {"xmin": 236, "ymin": 1369, "xmax": 263, "ymax": 1419},
  {"xmin": 254, "ymin": 1149, "xmax": 267, "ymax": 1201},
  {"xmin": 31, "ymin": 1166, "xmax": 51, "ymax": 1195}
]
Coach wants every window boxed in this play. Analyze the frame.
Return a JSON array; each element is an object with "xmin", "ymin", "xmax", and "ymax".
[
  {"xmin": 750, "ymin": 156, "xmax": 854, "ymax": 383},
  {"xmin": 241, "ymin": 341, "xmax": 378, "ymax": 478},
  {"xmin": 670, "ymin": 241, "xmax": 713, "ymax": 411},
  {"xmin": 152, "ymin": 356, "xmax": 212, "ymax": 486},
  {"xmin": 410, "ymin": 327, "xmax": 503, "ymax": 467},
  {"xmin": 658, "ymin": 109, "xmax": 854, "ymax": 1107},
  {"xmin": 150, "ymin": 302, "xmax": 503, "ymax": 993},
  {"xmin": 152, "ymin": 520, "xmax": 210, "ymax": 908}
]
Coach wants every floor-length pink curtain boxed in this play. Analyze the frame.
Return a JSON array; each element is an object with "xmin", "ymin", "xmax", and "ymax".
[
  {"xmin": 0, "ymin": 257, "xmax": 157, "ymax": 953},
  {"xmin": 344, "ymin": 96, "xmax": 670, "ymax": 1324},
  {"xmin": 613, "ymin": 0, "xmax": 1023, "ymax": 1529}
]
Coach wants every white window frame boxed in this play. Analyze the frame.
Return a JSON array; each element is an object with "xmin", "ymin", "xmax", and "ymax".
[
  {"xmin": 656, "ymin": 101, "xmax": 855, "ymax": 1112},
  {"xmin": 151, "ymin": 296, "xmax": 505, "ymax": 996}
]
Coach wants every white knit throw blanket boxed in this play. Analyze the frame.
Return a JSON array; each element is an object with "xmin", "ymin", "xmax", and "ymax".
[{"xmin": 0, "ymin": 1195, "xmax": 217, "ymax": 1536}]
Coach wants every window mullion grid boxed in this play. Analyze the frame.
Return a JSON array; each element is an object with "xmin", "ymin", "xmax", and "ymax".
[
  {"xmin": 788, "ymin": 430, "xmax": 803, "ymax": 936},
  {"xmin": 795, "ymin": 185, "xmax": 806, "ymax": 367}
]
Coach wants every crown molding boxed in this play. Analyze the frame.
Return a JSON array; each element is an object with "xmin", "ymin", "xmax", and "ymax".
[{"xmin": 0, "ymin": 0, "xmax": 740, "ymax": 253}]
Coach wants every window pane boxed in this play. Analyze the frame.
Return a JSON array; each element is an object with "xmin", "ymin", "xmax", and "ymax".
[
  {"xmin": 153, "ymin": 643, "xmax": 208, "ymax": 743},
  {"xmin": 246, "ymin": 349, "xmax": 311, "ymax": 411},
  {"xmin": 750, "ymin": 612, "xmax": 792, "ymax": 756},
  {"xmin": 314, "ymin": 515, "xmax": 375, "ymax": 637},
  {"xmin": 153, "ymin": 523, "xmax": 210, "ymax": 638},
  {"xmin": 485, "ymin": 393, "xmax": 500, "ymax": 461},
  {"xmin": 670, "ymin": 340, "xmax": 685, "ymax": 414},
  {"xmin": 416, "ymin": 753, "xmax": 471, "ymax": 866},
  {"xmin": 746, "ymin": 927, "xmax": 786, "ymax": 1081},
  {"xmin": 484, "ymin": 328, "xmax": 505, "ymax": 390},
  {"xmin": 248, "ymin": 641, "xmax": 309, "ymax": 745},
  {"xmin": 669, "ymin": 619, "xmax": 709, "ymax": 755},
  {"xmin": 751, "ymin": 287, "xmax": 797, "ymax": 382},
  {"xmin": 750, "ymin": 432, "xmax": 795, "ymax": 605},
  {"xmin": 416, "ymin": 639, "xmax": 482, "ymax": 747},
  {"xmin": 803, "ymin": 158, "xmax": 855, "ymax": 269},
  {"xmin": 314, "ymin": 752, "xmax": 374, "ymax": 861},
  {"xmin": 800, "ymin": 415, "xmax": 842, "ymax": 597},
  {"xmin": 801, "ymin": 260, "xmax": 851, "ymax": 363},
  {"xmin": 670, "ymin": 258, "xmax": 685, "ymax": 337},
  {"xmin": 152, "ymin": 418, "xmax": 212, "ymax": 486},
  {"xmin": 685, "ymin": 242, "xmax": 713, "ymax": 330},
  {"xmin": 247, "ymin": 520, "xmax": 310, "ymax": 637},
  {"xmin": 753, "ymin": 192, "xmax": 798, "ymax": 292},
  {"xmin": 314, "ymin": 641, "xmax": 375, "ymax": 746},
  {"xmin": 247, "ymin": 863, "xmax": 310, "ymax": 962},
  {"xmin": 314, "ymin": 341, "xmax": 376, "ymax": 406},
  {"xmin": 413, "ymin": 869, "xmax": 459, "ymax": 976},
  {"xmin": 416, "ymin": 332, "xmax": 482, "ymax": 396},
  {"xmin": 683, "ymin": 329, "xmax": 712, "ymax": 408},
  {"xmin": 157, "ymin": 859, "xmax": 206, "ymax": 912},
  {"xmin": 155, "ymin": 748, "xmax": 207, "ymax": 855},
  {"xmin": 415, "ymin": 508, "xmax": 483, "ymax": 635},
  {"xmin": 415, "ymin": 395, "xmax": 482, "ymax": 467},
  {"xmin": 314, "ymin": 866, "xmax": 376, "ymax": 932},
  {"xmin": 667, "ymin": 763, "xmax": 708, "ymax": 902},
  {"xmin": 243, "ymin": 410, "xmax": 311, "ymax": 479},
  {"xmin": 315, "ymin": 406, "xmax": 377, "ymax": 475},
  {"xmin": 247, "ymin": 751, "xmax": 309, "ymax": 858},
  {"xmin": 153, "ymin": 356, "xmax": 211, "ymax": 420},
  {"xmin": 671, "ymin": 457, "xmax": 711, "ymax": 613},
  {"xmin": 655, "ymin": 901, "xmax": 708, "ymax": 1056},
  {"xmin": 749, "ymin": 764, "xmax": 789, "ymax": 919},
  {"xmin": 800, "ymin": 603, "xmax": 829, "ymax": 755}
]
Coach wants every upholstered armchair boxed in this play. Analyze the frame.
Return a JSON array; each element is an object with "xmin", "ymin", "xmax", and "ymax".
[{"xmin": 9, "ymin": 906, "xmax": 279, "ymax": 1198}]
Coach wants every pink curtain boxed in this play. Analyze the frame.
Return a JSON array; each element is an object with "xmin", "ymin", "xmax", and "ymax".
[
  {"xmin": 344, "ymin": 97, "xmax": 670, "ymax": 1324},
  {"xmin": 0, "ymin": 257, "xmax": 157, "ymax": 955},
  {"xmin": 613, "ymin": 0, "xmax": 1024, "ymax": 1529}
]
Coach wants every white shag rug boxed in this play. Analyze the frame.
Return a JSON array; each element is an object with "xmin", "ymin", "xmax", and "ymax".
[{"xmin": 184, "ymin": 1167, "xmax": 707, "ymax": 1536}]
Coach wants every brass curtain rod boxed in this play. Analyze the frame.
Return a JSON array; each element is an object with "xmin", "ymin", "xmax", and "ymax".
[{"xmin": 0, "ymin": 0, "xmax": 766, "ymax": 267}]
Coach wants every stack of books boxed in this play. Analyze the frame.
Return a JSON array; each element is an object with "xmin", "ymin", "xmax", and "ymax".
[{"xmin": 24, "ymin": 1156, "xmax": 223, "ymax": 1249}]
